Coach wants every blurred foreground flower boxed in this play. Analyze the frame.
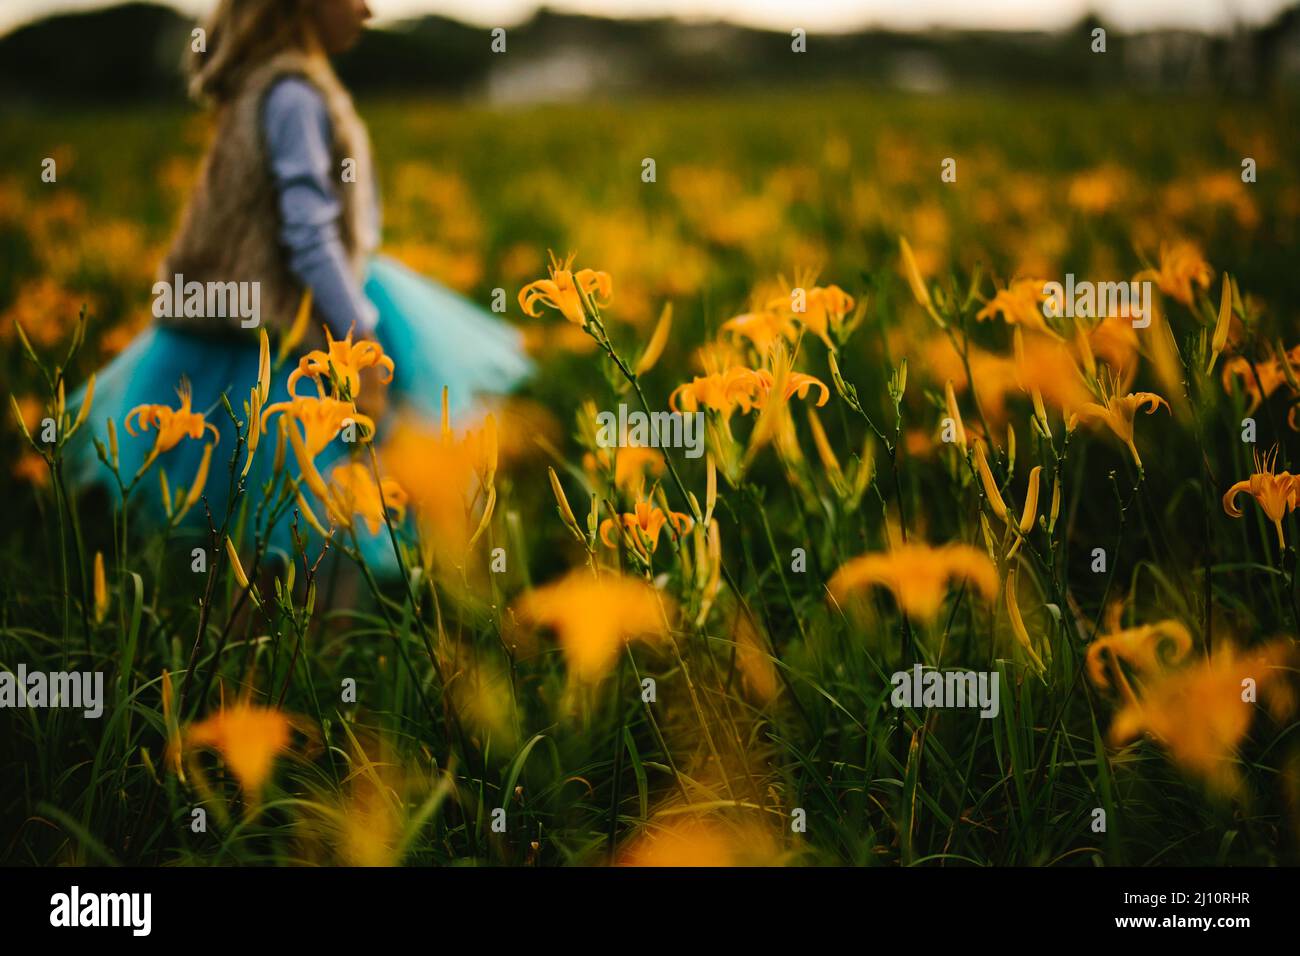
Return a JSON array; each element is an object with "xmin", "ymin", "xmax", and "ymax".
[
  {"xmin": 620, "ymin": 816, "xmax": 780, "ymax": 867},
  {"xmin": 1086, "ymin": 607, "xmax": 1193, "ymax": 700},
  {"xmin": 187, "ymin": 703, "xmax": 292, "ymax": 797},
  {"xmin": 1137, "ymin": 240, "xmax": 1212, "ymax": 306},
  {"xmin": 1109, "ymin": 640, "xmax": 1296, "ymax": 796},
  {"xmin": 829, "ymin": 542, "xmax": 999, "ymax": 623},
  {"xmin": 513, "ymin": 570, "xmax": 671, "ymax": 682}
]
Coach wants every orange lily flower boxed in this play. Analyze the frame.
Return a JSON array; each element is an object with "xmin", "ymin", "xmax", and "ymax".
[
  {"xmin": 600, "ymin": 500, "xmax": 693, "ymax": 556},
  {"xmin": 187, "ymin": 702, "xmax": 292, "ymax": 796},
  {"xmin": 670, "ymin": 366, "xmax": 767, "ymax": 417},
  {"xmin": 513, "ymin": 570, "xmax": 671, "ymax": 682},
  {"xmin": 1108, "ymin": 640, "xmax": 1296, "ymax": 796},
  {"xmin": 518, "ymin": 251, "xmax": 612, "ymax": 325},
  {"xmin": 828, "ymin": 542, "xmax": 999, "ymax": 623},
  {"xmin": 977, "ymin": 278, "xmax": 1061, "ymax": 338},
  {"xmin": 721, "ymin": 309, "xmax": 798, "ymax": 356},
  {"xmin": 755, "ymin": 368, "xmax": 830, "ymax": 407},
  {"xmin": 297, "ymin": 459, "xmax": 408, "ymax": 536},
  {"xmin": 1136, "ymin": 240, "xmax": 1212, "ymax": 306},
  {"xmin": 125, "ymin": 377, "xmax": 219, "ymax": 468},
  {"xmin": 287, "ymin": 324, "xmax": 394, "ymax": 400},
  {"xmin": 1085, "ymin": 608, "xmax": 1194, "ymax": 701},
  {"xmin": 1067, "ymin": 381, "xmax": 1168, "ymax": 469},
  {"xmin": 261, "ymin": 395, "xmax": 374, "ymax": 458},
  {"xmin": 1222, "ymin": 445, "xmax": 1300, "ymax": 549}
]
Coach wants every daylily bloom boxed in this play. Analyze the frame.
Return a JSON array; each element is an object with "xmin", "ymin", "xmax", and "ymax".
[
  {"xmin": 1222, "ymin": 445, "xmax": 1299, "ymax": 549},
  {"xmin": 125, "ymin": 377, "xmax": 219, "ymax": 469},
  {"xmin": 1108, "ymin": 640, "xmax": 1296, "ymax": 796},
  {"xmin": 297, "ymin": 457, "xmax": 408, "ymax": 536},
  {"xmin": 600, "ymin": 500, "xmax": 693, "ymax": 557},
  {"xmin": 1067, "ymin": 384, "xmax": 1169, "ymax": 470},
  {"xmin": 721, "ymin": 309, "xmax": 798, "ymax": 356},
  {"xmin": 187, "ymin": 702, "xmax": 292, "ymax": 796},
  {"xmin": 1085, "ymin": 611, "xmax": 1193, "ymax": 701},
  {"xmin": 755, "ymin": 368, "xmax": 830, "ymax": 407},
  {"xmin": 670, "ymin": 366, "xmax": 767, "ymax": 417},
  {"xmin": 766, "ymin": 283, "xmax": 855, "ymax": 349},
  {"xmin": 621, "ymin": 817, "xmax": 779, "ymax": 867},
  {"xmin": 513, "ymin": 570, "xmax": 671, "ymax": 682},
  {"xmin": 380, "ymin": 403, "xmax": 497, "ymax": 567},
  {"xmin": 977, "ymin": 278, "xmax": 1061, "ymax": 338},
  {"xmin": 583, "ymin": 443, "xmax": 665, "ymax": 495},
  {"xmin": 828, "ymin": 542, "xmax": 999, "ymax": 623},
  {"xmin": 287, "ymin": 324, "xmax": 394, "ymax": 400},
  {"xmin": 1220, "ymin": 344, "xmax": 1300, "ymax": 415},
  {"xmin": 1136, "ymin": 240, "xmax": 1212, "ymax": 306},
  {"xmin": 261, "ymin": 395, "xmax": 374, "ymax": 458},
  {"xmin": 518, "ymin": 251, "xmax": 612, "ymax": 325}
]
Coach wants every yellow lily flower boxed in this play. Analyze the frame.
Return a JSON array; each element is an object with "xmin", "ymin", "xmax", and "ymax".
[
  {"xmin": 1085, "ymin": 609, "xmax": 1193, "ymax": 701},
  {"xmin": 670, "ymin": 366, "xmax": 767, "ymax": 417},
  {"xmin": 828, "ymin": 542, "xmax": 999, "ymax": 623},
  {"xmin": 261, "ymin": 395, "xmax": 374, "ymax": 458},
  {"xmin": 977, "ymin": 278, "xmax": 1061, "ymax": 338},
  {"xmin": 1136, "ymin": 240, "xmax": 1212, "ymax": 306},
  {"xmin": 721, "ymin": 309, "xmax": 798, "ymax": 356},
  {"xmin": 1222, "ymin": 445, "xmax": 1299, "ymax": 549},
  {"xmin": 1108, "ymin": 639, "xmax": 1296, "ymax": 796},
  {"xmin": 125, "ymin": 376, "xmax": 219, "ymax": 469},
  {"xmin": 186, "ymin": 702, "xmax": 292, "ymax": 797},
  {"xmin": 600, "ymin": 500, "xmax": 693, "ymax": 557},
  {"xmin": 766, "ymin": 283, "xmax": 855, "ymax": 349},
  {"xmin": 1220, "ymin": 344, "xmax": 1300, "ymax": 415},
  {"xmin": 518, "ymin": 251, "xmax": 612, "ymax": 325},
  {"xmin": 513, "ymin": 570, "xmax": 671, "ymax": 683},
  {"xmin": 322, "ymin": 462, "xmax": 409, "ymax": 535},
  {"xmin": 1067, "ymin": 381, "xmax": 1169, "ymax": 470},
  {"xmin": 584, "ymin": 444, "xmax": 665, "ymax": 496},
  {"xmin": 287, "ymin": 324, "xmax": 394, "ymax": 401}
]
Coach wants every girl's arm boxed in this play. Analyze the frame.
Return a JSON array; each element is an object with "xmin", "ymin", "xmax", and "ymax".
[{"xmin": 262, "ymin": 76, "xmax": 378, "ymax": 339}]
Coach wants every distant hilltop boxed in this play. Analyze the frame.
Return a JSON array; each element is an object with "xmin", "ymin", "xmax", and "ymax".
[{"xmin": 3, "ymin": 1, "xmax": 1300, "ymax": 103}]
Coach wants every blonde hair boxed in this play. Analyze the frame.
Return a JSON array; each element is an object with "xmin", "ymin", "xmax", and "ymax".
[{"xmin": 189, "ymin": 0, "xmax": 324, "ymax": 103}]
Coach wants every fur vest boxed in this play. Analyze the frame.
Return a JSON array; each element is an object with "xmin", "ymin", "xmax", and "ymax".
[{"xmin": 159, "ymin": 49, "xmax": 377, "ymax": 339}]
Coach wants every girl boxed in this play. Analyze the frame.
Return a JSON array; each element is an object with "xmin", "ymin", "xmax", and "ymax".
[{"xmin": 68, "ymin": 0, "xmax": 531, "ymax": 569}]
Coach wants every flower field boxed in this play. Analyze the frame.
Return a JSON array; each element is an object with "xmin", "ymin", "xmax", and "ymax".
[{"xmin": 2, "ymin": 86, "xmax": 1300, "ymax": 866}]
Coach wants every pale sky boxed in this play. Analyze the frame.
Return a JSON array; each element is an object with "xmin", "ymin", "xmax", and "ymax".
[{"xmin": 0, "ymin": 0, "xmax": 1291, "ymax": 36}]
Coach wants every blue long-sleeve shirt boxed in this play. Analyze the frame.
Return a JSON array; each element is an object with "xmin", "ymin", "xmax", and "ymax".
[{"xmin": 262, "ymin": 76, "xmax": 378, "ymax": 338}]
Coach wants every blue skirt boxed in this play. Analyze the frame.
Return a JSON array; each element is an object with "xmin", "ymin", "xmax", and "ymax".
[{"xmin": 65, "ymin": 255, "xmax": 533, "ymax": 575}]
